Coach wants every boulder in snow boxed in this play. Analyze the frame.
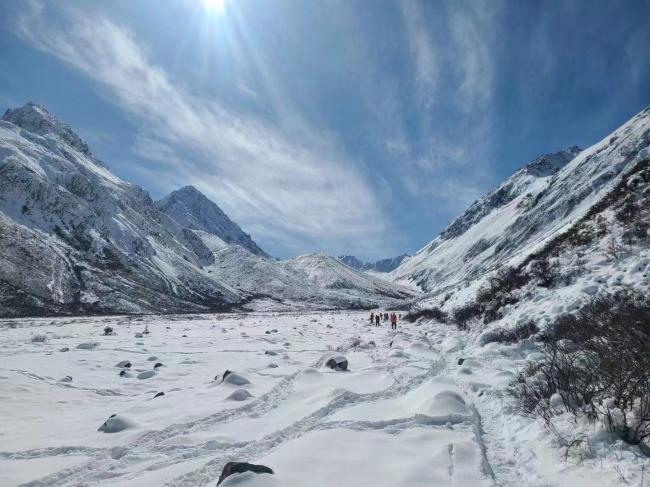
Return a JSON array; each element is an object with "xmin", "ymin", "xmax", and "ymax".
[
  {"xmin": 221, "ymin": 370, "xmax": 251, "ymax": 386},
  {"xmin": 217, "ymin": 462, "xmax": 274, "ymax": 486},
  {"xmin": 76, "ymin": 342, "xmax": 98, "ymax": 350},
  {"xmin": 321, "ymin": 354, "xmax": 348, "ymax": 371},
  {"xmin": 116, "ymin": 360, "xmax": 131, "ymax": 368},
  {"xmin": 98, "ymin": 414, "xmax": 135, "ymax": 433},
  {"xmin": 137, "ymin": 370, "xmax": 156, "ymax": 380}
]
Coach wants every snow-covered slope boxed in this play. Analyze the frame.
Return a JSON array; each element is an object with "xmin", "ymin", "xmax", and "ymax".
[
  {"xmin": 0, "ymin": 103, "xmax": 245, "ymax": 316},
  {"xmin": 338, "ymin": 254, "xmax": 410, "ymax": 273},
  {"xmin": 392, "ymin": 106, "xmax": 650, "ymax": 294},
  {"xmin": 0, "ymin": 103, "xmax": 415, "ymax": 316},
  {"xmin": 156, "ymin": 186, "xmax": 268, "ymax": 258},
  {"xmin": 203, "ymin": 248, "xmax": 416, "ymax": 310}
]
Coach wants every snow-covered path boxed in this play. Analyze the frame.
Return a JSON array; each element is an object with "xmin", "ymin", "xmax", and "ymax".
[{"xmin": 0, "ymin": 312, "xmax": 641, "ymax": 486}]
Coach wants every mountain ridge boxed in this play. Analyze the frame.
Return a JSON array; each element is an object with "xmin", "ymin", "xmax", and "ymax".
[
  {"xmin": 391, "ymin": 106, "xmax": 650, "ymax": 294},
  {"xmin": 156, "ymin": 185, "xmax": 268, "ymax": 258},
  {"xmin": 0, "ymin": 102, "xmax": 415, "ymax": 316}
]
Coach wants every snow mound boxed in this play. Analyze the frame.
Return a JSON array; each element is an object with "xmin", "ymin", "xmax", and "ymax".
[
  {"xmin": 222, "ymin": 371, "xmax": 251, "ymax": 386},
  {"xmin": 98, "ymin": 414, "xmax": 136, "ymax": 433},
  {"xmin": 226, "ymin": 389, "xmax": 253, "ymax": 401}
]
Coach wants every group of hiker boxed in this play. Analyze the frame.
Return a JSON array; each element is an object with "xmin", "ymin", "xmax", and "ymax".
[{"xmin": 369, "ymin": 311, "xmax": 399, "ymax": 330}]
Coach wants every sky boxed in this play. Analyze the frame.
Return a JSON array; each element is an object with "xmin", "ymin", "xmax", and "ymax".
[{"xmin": 0, "ymin": 0, "xmax": 649, "ymax": 260}]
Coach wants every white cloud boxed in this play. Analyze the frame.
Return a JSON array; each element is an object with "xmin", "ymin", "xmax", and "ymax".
[
  {"xmin": 399, "ymin": 0, "xmax": 439, "ymax": 107},
  {"xmin": 13, "ymin": 1, "xmax": 392, "ymax": 258},
  {"xmin": 396, "ymin": 1, "xmax": 499, "ymax": 204}
]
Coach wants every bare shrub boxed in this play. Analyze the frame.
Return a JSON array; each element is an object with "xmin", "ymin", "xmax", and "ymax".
[
  {"xmin": 511, "ymin": 289, "xmax": 650, "ymax": 444},
  {"xmin": 403, "ymin": 307, "xmax": 448, "ymax": 323},
  {"xmin": 451, "ymin": 302, "xmax": 482, "ymax": 329},
  {"xmin": 103, "ymin": 326, "xmax": 114, "ymax": 336},
  {"xmin": 31, "ymin": 334, "xmax": 47, "ymax": 343},
  {"xmin": 529, "ymin": 259, "xmax": 560, "ymax": 288},
  {"xmin": 603, "ymin": 237, "xmax": 625, "ymax": 260},
  {"xmin": 480, "ymin": 321, "xmax": 539, "ymax": 346}
]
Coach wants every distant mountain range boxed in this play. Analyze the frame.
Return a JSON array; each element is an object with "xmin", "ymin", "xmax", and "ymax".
[{"xmin": 338, "ymin": 254, "xmax": 410, "ymax": 273}]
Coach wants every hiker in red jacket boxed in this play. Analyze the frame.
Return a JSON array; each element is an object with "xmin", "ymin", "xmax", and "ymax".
[{"xmin": 390, "ymin": 312, "xmax": 397, "ymax": 330}]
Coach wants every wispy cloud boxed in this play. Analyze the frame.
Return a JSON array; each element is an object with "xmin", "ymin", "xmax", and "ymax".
[
  {"xmin": 396, "ymin": 0, "xmax": 500, "ymax": 213},
  {"xmin": 12, "ymin": 1, "xmax": 392, "ymax": 258},
  {"xmin": 399, "ymin": 0, "xmax": 438, "ymax": 108}
]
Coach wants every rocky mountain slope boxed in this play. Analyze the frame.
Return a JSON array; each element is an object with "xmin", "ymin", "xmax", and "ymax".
[
  {"xmin": 156, "ymin": 186, "xmax": 268, "ymax": 258},
  {"xmin": 0, "ymin": 103, "xmax": 414, "ymax": 317},
  {"xmin": 391, "ymin": 106, "xmax": 650, "ymax": 296},
  {"xmin": 338, "ymin": 254, "xmax": 410, "ymax": 273},
  {"xmin": 0, "ymin": 103, "xmax": 243, "ymax": 316}
]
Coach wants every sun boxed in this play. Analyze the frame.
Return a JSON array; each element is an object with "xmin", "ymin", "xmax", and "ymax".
[{"xmin": 201, "ymin": 0, "xmax": 228, "ymax": 14}]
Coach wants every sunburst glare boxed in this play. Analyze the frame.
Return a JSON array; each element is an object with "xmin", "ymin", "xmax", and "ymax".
[{"xmin": 201, "ymin": 0, "xmax": 228, "ymax": 15}]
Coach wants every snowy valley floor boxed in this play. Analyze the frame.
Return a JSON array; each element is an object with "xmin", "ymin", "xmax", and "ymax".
[{"xmin": 1, "ymin": 311, "xmax": 647, "ymax": 486}]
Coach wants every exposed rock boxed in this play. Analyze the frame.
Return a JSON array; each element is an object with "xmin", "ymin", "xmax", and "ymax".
[
  {"xmin": 319, "ymin": 353, "xmax": 348, "ymax": 371},
  {"xmin": 98, "ymin": 414, "xmax": 135, "ymax": 433},
  {"xmin": 217, "ymin": 462, "xmax": 274, "ymax": 486}
]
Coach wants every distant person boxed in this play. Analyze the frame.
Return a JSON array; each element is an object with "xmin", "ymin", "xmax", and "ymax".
[
  {"xmin": 390, "ymin": 312, "xmax": 397, "ymax": 330},
  {"xmin": 370, "ymin": 312, "xmax": 374, "ymax": 324},
  {"xmin": 384, "ymin": 312, "xmax": 389, "ymax": 321},
  {"xmin": 375, "ymin": 314, "xmax": 380, "ymax": 326}
]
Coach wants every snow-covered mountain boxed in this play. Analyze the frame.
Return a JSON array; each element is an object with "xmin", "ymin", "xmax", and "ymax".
[
  {"xmin": 338, "ymin": 254, "xmax": 410, "ymax": 273},
  {"xmin": 392, "ymin": 106, "xmax": 650, "ymax": 295},
  {"xmin": 0, "ymin": 102, "xmax": 244, "ymax": 316},
  {"xmin": 0, "ymin": 103, "xmax": 415, "ymax": 316},
  {"xmin": 202, "ymin": 247, "xmax": 415, "ymax": 310},
  {"xmin": 156, "ymin": 186, "xmax": 268, "ymax": 258}
]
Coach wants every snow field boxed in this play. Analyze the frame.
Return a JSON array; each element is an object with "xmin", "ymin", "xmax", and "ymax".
[{"xmin": 1, "ymin": 310, "xmax": 648, "ymax": 486}]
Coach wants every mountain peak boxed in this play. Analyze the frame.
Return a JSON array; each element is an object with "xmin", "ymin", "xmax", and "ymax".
[
  {"xmin": 176, "ymin": 185, "xmax": 202, "ymax": 196},
  {"xmin": 156, "ymin": 186, "xmax": 269, "ymax": 258},
  {"xmin": 523, "ymin": 146, "xmax": 581, "ymax": 177},
  {"xmin": 2, "ymin": 102, "xmax": 91, "ymax": 156},
  {"xmin": 338, "ymin": 253, "xmax": 410, "ymax": 272}
]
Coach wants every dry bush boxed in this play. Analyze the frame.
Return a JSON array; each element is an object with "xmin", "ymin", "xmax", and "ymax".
[
  {"xmin": 480, "ymin": 321, "xmax": 539, "ymax": 346},
  {"xmin": 403, "ymin": 307, "xmax": 448, "ymax": 323},
  {"xmin": 510, "ymin": 289, "xmax": 650, "ymax": 445}
]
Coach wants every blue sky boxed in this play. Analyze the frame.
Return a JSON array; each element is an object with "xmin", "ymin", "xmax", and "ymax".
[{"xmin": 1, "ymin": 0, "xmax": 649, "ymax": 260}]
